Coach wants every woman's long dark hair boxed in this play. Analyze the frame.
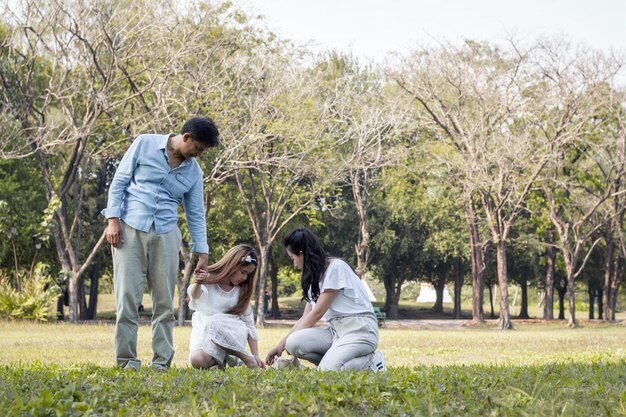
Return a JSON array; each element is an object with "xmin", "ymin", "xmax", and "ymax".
[{"xmin": 283, "ymin": 228, "xmax": 328, "ymax": 302}]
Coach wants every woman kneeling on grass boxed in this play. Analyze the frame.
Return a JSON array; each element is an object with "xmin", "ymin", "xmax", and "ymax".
[
  {"xmin": 188, "ymin": 244, "xmax": 265, "ymax": 369},
  {"xmin": 265, "ymin": 228, "xmax": 386, "ymax": 372}
]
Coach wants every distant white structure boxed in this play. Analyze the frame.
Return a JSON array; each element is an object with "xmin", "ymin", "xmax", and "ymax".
[
  {"xmin": 361, "ymin": 279, "xmax": 377, "ymax": 302},
  {"xmin": 416, "ymin": 282, "xmax": 452, "ymax": 303}
]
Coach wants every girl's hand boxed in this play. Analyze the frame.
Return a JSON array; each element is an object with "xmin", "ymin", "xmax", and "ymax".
[
  {"xmin": 254, "ymin": 355, "xmax": 266, "ymax": 369},
  {"xmin": 194, "ymin": 271, "xmax": 210, "ymax": 285}
]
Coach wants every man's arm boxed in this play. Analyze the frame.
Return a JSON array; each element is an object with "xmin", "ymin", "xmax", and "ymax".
[
  {"xmin": 183, "ymin": 164, "xmax": 209, "ymax": 257},
  {"xmin": 102, "ymin": 138, "xmax": 143, "ymax": 247},
  {"xmin": 194, "ymin": 253, "xmax": 208, "ymax": 273},
  {"xmin": 102, "ymin": 137, "xmax": 142, "ymax": 220}
]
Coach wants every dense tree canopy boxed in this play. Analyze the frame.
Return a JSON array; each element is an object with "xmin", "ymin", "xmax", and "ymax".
[{"xmin": 0, "ymin": 0, "xmax": 624, "ymax": 325}]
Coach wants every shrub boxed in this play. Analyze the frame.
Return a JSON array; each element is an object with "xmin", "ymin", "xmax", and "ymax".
[
  {"xmin": 277, "ymin": 267, "xmax": 300, "ymax": 297},
  {"xmin": 0, "ymin": 263, "xmax": 60, "ymax": 321}
]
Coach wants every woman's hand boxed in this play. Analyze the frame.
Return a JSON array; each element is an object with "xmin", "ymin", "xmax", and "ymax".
[{"xmin": 265, "ymin": 344, "xmax": 285, "ymax": 365}]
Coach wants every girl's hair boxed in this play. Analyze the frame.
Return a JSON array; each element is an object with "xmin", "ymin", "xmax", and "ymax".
[
  {"xmin": 202, "ymin": 244, "xmax": 259, "ymax": 314},
  {"xmin": 283, "ymin": 228, "xmax": 328, "ymax": 303}
]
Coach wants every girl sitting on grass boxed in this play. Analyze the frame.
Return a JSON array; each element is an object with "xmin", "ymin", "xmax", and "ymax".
[{"xmin": 188, "ymin": 244, "xmax": 265, "ymax": 369}]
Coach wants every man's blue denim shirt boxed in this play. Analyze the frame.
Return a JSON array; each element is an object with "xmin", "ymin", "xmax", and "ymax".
[{"xmin": 101, "ymin": 134, "xmax": 209, "ymax": 254}]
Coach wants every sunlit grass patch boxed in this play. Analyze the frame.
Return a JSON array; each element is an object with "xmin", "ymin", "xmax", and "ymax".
[{"xmin": 1, "ymin": 321, "xmax": 625, "ymax": 368}]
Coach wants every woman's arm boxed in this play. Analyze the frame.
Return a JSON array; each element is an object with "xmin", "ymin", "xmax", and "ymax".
[
  {"xmin": 265, "ymin": 290, "xmax": 338, "ymax": 364},
  {"xmin": 265, "ymin": 303, "xmax": 311, "ymax": 364},
  {"xmin": 295, "ymin": 289, "xmax": 338, "ymax": 329}
]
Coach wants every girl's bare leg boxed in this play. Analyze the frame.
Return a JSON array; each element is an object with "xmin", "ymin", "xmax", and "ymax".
[
  {"xmin": 190, "ymin": 350, "xmax": 218, "ymax": 369},
  {"xmin": 212, "ymin": 343, "xmax": 258, "ymax": 368}
]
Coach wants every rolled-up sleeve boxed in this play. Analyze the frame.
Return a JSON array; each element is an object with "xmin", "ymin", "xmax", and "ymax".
[{"xmin": 101, "ymin": 138, "xmax": 142, "ymax": 219}]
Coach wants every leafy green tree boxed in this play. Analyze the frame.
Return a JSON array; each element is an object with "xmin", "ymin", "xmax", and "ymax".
[
  {"xmin": 0, "ymin": 0, "xmax": 170, "ymax": 321},
  {"xmin": 531, "ymin": 42, "xmax": 624, "ymax": 326},
  {"xmin": 369, "ymin": 204, "xmax": 426, "ymax": 319},
  {"xmin": 506, "ymin": 220, "xmax": 543, "ymax": 319},
  {"xmin": 372, "ymin": 159, "xmax": 469, "ymax": 318},
  {"xmin": 1, "ymin": 0, "xmax": 265, "ymax": 321},
  {"xmin": 313, "ymin": 53, "xmax": 410, "ymax": 278},
  {"xmin": 0, "ymin": 160, "xmax": 56, "ymax": 284},
  {"xmin": 220, "ymin": 50, "xmax": 341, "ymax": 325},
  {"xmin": 392, "ymin": 40, "xmax": 544, "ymax": 328}
]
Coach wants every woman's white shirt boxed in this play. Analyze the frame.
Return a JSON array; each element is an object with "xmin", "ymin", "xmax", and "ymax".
[{"xmin": 310, "ymin": 258, "xmax": 374, "ymax": 321}]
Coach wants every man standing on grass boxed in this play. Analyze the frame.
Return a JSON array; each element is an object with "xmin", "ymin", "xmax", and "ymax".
[{"xmin": 102, "ymin": 117, "xmax": 220, "ymax": 371}]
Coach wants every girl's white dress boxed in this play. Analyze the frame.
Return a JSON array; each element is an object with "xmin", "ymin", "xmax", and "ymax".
[{"xmin": 187, "ymin": 283, "xmax": 258, "ymax": 365}]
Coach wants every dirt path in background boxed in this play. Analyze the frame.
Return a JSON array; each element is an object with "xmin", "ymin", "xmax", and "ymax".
[
  {"xmin": 263, "ymin": 318, "xmax": 626, "ymax": 329},
  {"xmin": 264, "ymin": 318, "xmax": 470, "ymax": 329},
  {"xmin": 101, "ymin": 317, "xmax": 625, "ymax": 328}
]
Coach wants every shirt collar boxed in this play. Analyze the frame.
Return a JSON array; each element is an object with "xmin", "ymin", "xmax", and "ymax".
[
  {"xmin": 160, "ymin": 133, "xmax": 193, "ymax": 168},
  {"xmin": 157, "ymin": 134, "xmax": 174, "ymax": 150}
]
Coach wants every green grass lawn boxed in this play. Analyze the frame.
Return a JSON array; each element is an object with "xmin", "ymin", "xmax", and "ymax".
[
  {"xmin": 1, "ymin": 320, "xmax": 625, "ymax": 368},
  {"xmin": 1, "ymin": 320, "xmax": 625, "ymax": 416}
]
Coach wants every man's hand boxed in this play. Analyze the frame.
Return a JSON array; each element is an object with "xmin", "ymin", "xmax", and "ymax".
[
  {"xmin": 194, "ymin": 253, "xmax": 209, "ymax": 274},
  {"xmin": 105, "ymin": 218, "xmax": 124, "ymax": 247}
]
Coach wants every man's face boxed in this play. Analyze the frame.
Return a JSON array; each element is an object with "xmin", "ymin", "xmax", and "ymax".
[{"xmin": 181, "ymin": 133, "xmax": 209, "ymax": 159}]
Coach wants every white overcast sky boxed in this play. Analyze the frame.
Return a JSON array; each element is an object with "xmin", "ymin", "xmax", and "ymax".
[{"xmin": 235, "ymin": 0, "xmax": 626, "ymax": 63}]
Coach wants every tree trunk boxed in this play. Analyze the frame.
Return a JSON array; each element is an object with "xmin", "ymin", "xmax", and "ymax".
[
  {"xmin": 603, "ymin": 225, "xmax": 615, "ymax": 320},
  {"xmin": 518, "ymin": 279, "xmax": 529, "ymax": 319},
  {"xmin": 588, "ymin": 283, "xmax": 595, "ymax": 320},
  {"xmin": 488, "ymin": 284, "xmax": 495, "ymax": 319},
  {"xmin": 86, "ymin": 265, "xmax": 99, "ymax": 320},
  {"xmin": 453, "ymin": 258, "xmax": 463, "ymax": 319},
  {"xmin": 57, "ymin": 295, "xmax": 65, "ymax": 321},
  {"xmin": 432, "ymin": 272, "xmax": 445, "ymax": 314},
  {"xmin": 58, "ymin": 222, "xmax": 106, "ymax": 322},
  {"xmin": 596, "ymin": 285, "xmax": 603, "ymax": 320},
  {"xmin": 566, "ymin": 266, "xmax": 577, "ymax": 327},
  {"xmin": 78, "ymin": 274, "xmax": 87, "ymax": 320},
  {"xmin": 177, "ymin": 248, "xmax": 194, "ymax": 326},
  {"xmin": 495, "ymin": 241, "xmax": 513, "ymax": 329},
  {"xmin": 255, "ymin": 244, "xmax": 271, "ymax": 327},
  {"xmin": 270, "ymin": 252, "xmax": 280, "ymax": 319},
  {"xmin": 352, "ymin": 171, "xmax": 369, "ymax": 278},
  {"xmin": 543, "ymin": 229, "xmax": 555, "ymax": 320},
  {"xmin": 68, "ymin": 272, "xmax": 79, "ymax": 322},
  {"xmin": 386, "ymin": 302, "xmax": 398, "ymax": 319},
  {"xmin": 557, "ymin": 281, "xmax": 566, "ymax": 320},
  {"xmin": 86, "ymin": 161, "xmax": 107, "ymax": 321},
  {"xmin": 608, "ymin": 257, "xmax": 623, "ymax": 321},
  {"xmin": 464, "ymin": 189, "xmax": 484, "ymax": 323},
  {"xmin": 383, "ymin": 272, "xmax": 400, "ymax": 319}
]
